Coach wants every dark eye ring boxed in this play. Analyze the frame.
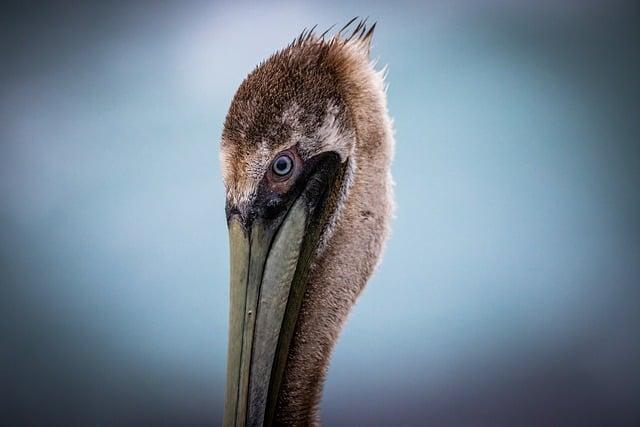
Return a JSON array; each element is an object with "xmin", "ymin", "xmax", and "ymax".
[{"xmin": 272, "ymin": 154, "xmax": 293, "ymax": 177}]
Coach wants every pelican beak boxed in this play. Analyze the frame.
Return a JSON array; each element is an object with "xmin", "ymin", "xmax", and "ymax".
[{"xmin": 223, "ymin": 154, "xmax": 342, "ymax": 427}]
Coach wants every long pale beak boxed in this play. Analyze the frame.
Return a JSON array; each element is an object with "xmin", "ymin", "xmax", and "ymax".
[{"xmin": 223, "ymin": 196, "xmax": 312, "ymax": 427}]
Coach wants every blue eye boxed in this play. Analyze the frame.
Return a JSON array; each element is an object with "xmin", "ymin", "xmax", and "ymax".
[{"xmin": 272, "ymin": 154, "xmax": 293, "ymax": 176}]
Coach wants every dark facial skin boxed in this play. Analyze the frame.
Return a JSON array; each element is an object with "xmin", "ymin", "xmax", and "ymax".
[{"xmin": 226, "ymin": 146, "xmax": 342, "ymax": 228}]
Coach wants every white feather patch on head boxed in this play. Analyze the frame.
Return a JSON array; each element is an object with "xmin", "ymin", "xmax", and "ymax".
[
  {"xmin": 221, "ymin": 137, "xmax": 272, "ymax": 210},
  {"xmin": 299, "ymin": 102, "xmax": 355, "ymax": 161}
]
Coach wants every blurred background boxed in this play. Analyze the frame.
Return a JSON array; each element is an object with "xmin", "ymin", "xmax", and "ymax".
[{"xmin": 1, "ymin": 1, "xmax": 639, "ymax": 425}]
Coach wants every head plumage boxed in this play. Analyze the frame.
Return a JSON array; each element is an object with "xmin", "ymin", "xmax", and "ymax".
[{"xmin": 292, "ymin": 17, "xmax": 377, "ymax": 55}]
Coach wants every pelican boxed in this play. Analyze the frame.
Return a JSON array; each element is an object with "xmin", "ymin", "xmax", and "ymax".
[{"xmin": 220, "ymin": 20, "xmax": 394, "ymax": 426}]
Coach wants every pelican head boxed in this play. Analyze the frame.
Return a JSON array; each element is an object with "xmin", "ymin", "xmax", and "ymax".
[{"xmin": 221, "ymin": 20, "xmax": 394, "ymax": 426}]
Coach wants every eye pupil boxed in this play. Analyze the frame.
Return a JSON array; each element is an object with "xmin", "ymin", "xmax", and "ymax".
[{"xmin": 272, "ymin": 154, "xmax": 293, "ymax": 176}]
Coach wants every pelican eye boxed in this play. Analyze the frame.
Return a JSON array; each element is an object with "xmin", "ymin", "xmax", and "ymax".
[{"xmin": 272, "ymin": 154, "xmax": 293, "ymax": 177}]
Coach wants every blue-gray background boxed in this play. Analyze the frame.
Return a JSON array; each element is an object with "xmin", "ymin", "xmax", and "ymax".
[{"xmin": 2, "ymin": 1, "xmax": 639, "ymax": 425}]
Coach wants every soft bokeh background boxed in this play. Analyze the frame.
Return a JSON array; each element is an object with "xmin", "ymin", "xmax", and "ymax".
[{"xmin": 2, "ymin": 1, "xmax": 639, "ymax": 425}]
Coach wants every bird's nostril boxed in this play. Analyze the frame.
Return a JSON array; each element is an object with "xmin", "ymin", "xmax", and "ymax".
[
  {"xmin": 226, "ymin": 207, "xmax": 255, "ymax": 232},
  {"xmin": 226, "ymin": 206, "xmax": 240, "ymax": 220}
]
